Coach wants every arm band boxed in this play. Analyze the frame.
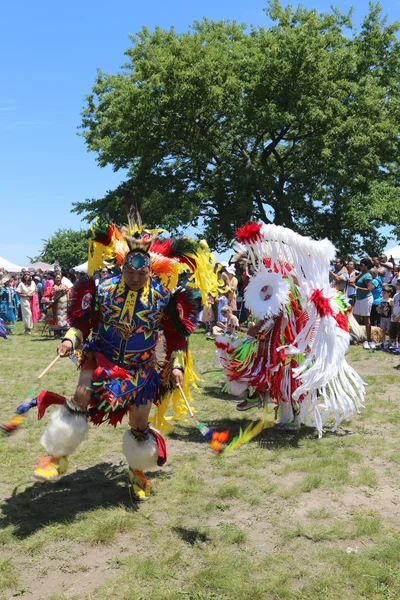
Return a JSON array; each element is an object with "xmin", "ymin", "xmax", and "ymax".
[{"xmin": 61, "ymin": 327, "xmax": 84, "ymax": 351}]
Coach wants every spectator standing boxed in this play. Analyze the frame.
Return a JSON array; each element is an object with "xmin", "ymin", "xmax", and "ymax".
[
  {"xmin": 354, "ymin": 258, "xmax": 374, "ymax": 349},
  {"xmin": 371, "ymin": 257, "xmax": 381, "ymax": 268},
  {"xmin": 0, "ymin": 279, "xmax": 19, "ymax": 330},
  {"xmin": 42, "ymin": 271, "xmax": 71, "ymax": 329},
  {"xmin": 368, "ymin": 267, "xmax": 383, "ymax": 327},
  {"xmin": 389, "ymin": 281, "xmax": 400, "ymax": 352},
  {"xmin": 43, "ymin": 271, "xmax": 54, "ymax": 293},
  {"xmin": 202, "ymin": 294, "xmax": 215, "ymax": 335},
  {"xmin": 100, "ymin": 267, "xmax": 110, "ymax": 281},
  {"xmin": 16, "ymin": 272, "xmax": 39, "ymax": 334},
  {"xmin": 225, "ymin": 265, "xmax": 238, "ymax": 314},
  {"xmin": 377, "ymin": 284, "xmax": 394, "ymax": 350},
  {"xmin": 347, "ymin": 260, "xmax": 358, "ymax": 306},
  {"xmin": 329, "ymin": 258, "xmax": 349, "ymax": 295},
  {"xmin": 389, "ymin": 265, "xmax": 399, "ymax": 290},
  {"xmin": 379, "ymin": 254, "xmax": 394, "ymax": 284}
]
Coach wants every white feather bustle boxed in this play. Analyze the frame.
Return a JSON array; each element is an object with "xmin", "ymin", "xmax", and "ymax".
[
  {"xmin": 40, "ymin": 404, "xmax": 88, "ymax": 458},
  {"xmin": 244, "ymin": 269, "xmax": 290, "ymax": 320},
  {"xmin": 122, "ymin": 429, "xmax": 159, "ymax": 472}
]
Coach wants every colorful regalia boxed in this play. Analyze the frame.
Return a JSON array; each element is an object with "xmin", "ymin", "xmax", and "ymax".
[
  {"xmin": 30, "ymin": 202, "xmax": 226, "ymax": 500},
  {"xmin": 42, "ymin": 282, "xmax": 71, "ymax": 328},
  {"xmin": 215, "ymin": 222, "xmax": 365, "ymax": 438},
  {"xmin": 0, "ymin": 284, "xmax": 18, "ymax": 333}
]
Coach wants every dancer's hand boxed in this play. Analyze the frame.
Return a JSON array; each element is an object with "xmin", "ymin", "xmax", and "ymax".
[
  {"xmin": 171, "ymin": 368, "xmax": 184, "ymax": 388},
  {"xmin": 57, "ymin": 340, "xmax": 73, "ymax": 357},
  {"xmin": 247, "ymin": 325, "xmax": 259, "ymax": 337}
]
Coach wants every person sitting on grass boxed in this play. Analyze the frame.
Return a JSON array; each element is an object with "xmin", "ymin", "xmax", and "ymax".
[{"xmin": 210, "ymin": 305, "xmax": 239, "ymax": 339}]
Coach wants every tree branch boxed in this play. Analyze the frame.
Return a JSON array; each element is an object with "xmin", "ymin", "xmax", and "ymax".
[
  {"xmin": 254, "ymin": 191, "xmax": 272, "ymax": 224},
  {"xmin": 260, "ymin": 127, "xmax": 290, "ymax": 166}
]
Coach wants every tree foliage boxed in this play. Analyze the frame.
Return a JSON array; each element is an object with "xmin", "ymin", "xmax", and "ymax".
[
  {"xmin": 33, "ymin": 229, "xmax": 89, "ymax": 271},
  {"xmin": 74, "ymin": 1, "xmax": 400, "ymax": 255}
]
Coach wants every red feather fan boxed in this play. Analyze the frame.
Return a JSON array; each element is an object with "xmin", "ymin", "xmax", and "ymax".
[
  {"xmin": 236, "ymin": 222, "xmax": 263, "ymax": 245},
  {"xmin": 68, "ymin": 279, "xmax": 99, "ymax": 337}
]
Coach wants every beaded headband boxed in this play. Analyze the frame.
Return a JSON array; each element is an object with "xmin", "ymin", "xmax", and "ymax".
[{"xmin": 124, "ymin": 251, "xmax": 150, "ymax": 270}]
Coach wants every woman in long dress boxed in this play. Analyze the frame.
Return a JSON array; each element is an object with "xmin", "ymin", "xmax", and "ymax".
[
  {"xmin": 16, "ymin": 272, "xmax": 39, "ymax": 334},
  {"xmin": 42, "ymin": 271, "xmax": 71, "ymax": 329}
]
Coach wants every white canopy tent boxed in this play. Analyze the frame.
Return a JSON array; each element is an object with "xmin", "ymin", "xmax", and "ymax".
[
  {"xmin": 24, "ymin": 261, "xmax": 53, "ymax": 271},
  {"xmin": 0, "ymin": 256, "xmax": 24, "ymax": 272},
  {"xmin": 385, "ymin": 244, "xmax": 400, "ymax": 262},
  {"xmin": 72, "ymin": 261, "xmax": 88, "ymax": 273}
]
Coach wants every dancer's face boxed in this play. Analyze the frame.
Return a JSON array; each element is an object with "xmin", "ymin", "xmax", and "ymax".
[{"xmin": 123, "ymin": 264, "xmax": 150, "ymax": 291}]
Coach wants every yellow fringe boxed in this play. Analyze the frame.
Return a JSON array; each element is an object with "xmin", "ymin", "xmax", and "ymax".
[
  {"xmin": 150, "ymin": 349, "xmax": 200, "ymax": 434},
  {"xmin": 185, "ymin": 239, "xmax": 229, "ymax": 305}
]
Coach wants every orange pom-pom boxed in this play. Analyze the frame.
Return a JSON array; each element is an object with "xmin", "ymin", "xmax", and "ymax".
[
  {"xmin": 212, "ymin": 430, "xmax": 230, "ymax": 444},
  {"xmin": 209, "ymin": 440, "xmax": 223, "ymax": 453}
]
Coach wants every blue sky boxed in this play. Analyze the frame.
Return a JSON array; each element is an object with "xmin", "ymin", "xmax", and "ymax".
[{"xmin": 1, "ymin": 0, "xmax": 399, "ymax": 266}]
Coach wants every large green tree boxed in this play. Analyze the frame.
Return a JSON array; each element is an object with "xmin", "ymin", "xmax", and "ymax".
[
  {"xmin": 74, "ymin": 1, "xmax": 400, "ymax": 255},
  {"xmin": 33, "ymin": 229, "xmax": 89, "ymax": 271}
]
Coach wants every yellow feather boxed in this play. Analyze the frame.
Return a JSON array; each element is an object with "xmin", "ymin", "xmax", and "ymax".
[
  {"xmin": 223, "ymin": 405, "xmax": 270, "ymax": 456},
  {"xmin": 150, "ymin": 350, "xmax": 200, "ymax": 435}
]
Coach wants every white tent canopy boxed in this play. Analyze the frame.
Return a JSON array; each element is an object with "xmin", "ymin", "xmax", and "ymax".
[
  {"xmin": 72, "ymin": 261, "xmax": 88, "ymax": 272},
  {"xmin": 0, "ymin": 256, "xmax": 24, "ymax": 272},
  {"xmin": 385, "ymin": 244, "xmax": 400, "ymax": 262},
  {"xmin": 24, "ymin": 261, "xmax": 53, "ymax": 271}
]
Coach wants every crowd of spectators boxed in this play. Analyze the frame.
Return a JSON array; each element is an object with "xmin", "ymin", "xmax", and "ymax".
[
  {"xmin": 0, "ymin": 266, "xmax": 86, "ymax": 335},
  {"xmin": 2, "ymin": 252, "xmax": 399, "ymax": 351},
  {"xmin": 198, "ymin": 252, "xmax": 400, "ymax": 350},
  {"xmin": 198, "ymin": 263, "xmax": 242, "ymax": 339},
  {"xmin": 329, "ymin": 253, "xmax": 400, "ymax": 352}
]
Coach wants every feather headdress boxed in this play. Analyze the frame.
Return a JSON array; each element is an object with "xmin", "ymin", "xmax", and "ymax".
[{"xmin": 86, "ymin": 190, "xmax": 227, "ymax": 302}]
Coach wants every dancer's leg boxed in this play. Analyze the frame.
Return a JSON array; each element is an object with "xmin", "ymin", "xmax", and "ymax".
[
  {"xmin": 123, "ymin": 402, "xmax": 159, "ymax": 501},
  {"xmin": 33, "ymin": 368, "xmax": 94, "ymax": 480}
]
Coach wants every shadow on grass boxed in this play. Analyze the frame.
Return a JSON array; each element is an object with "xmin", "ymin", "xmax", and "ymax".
[
  {"xmin": 169, "ymin": 416, "xmax": 320, "ymax": 449},
  {"xmin": 172, "ymin": 526, "xmax": 211, "ymax": 545},
  {"xmin": 201, "ymin": 384, "xmax": 237, "ymax": 402},
  {"xmin": 0, "ymin": 462, "xmax": 141, "ymax": 539}
]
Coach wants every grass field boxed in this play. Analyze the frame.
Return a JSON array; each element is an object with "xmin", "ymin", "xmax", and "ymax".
[{"xmin": 0, "ymin": 323, "xmax": 399, "ymax": 600}]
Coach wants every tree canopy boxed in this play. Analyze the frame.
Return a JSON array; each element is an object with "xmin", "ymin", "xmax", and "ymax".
[
  {"xmin": 33, "ymin": 229, "xmax": 89, "ymax": 271},
  {"xmin": 74, "ymin": 0, "xmax": 400, "ymax": 256}
]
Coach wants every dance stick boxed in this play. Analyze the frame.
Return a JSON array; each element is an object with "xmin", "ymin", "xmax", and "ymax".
[
  {"xmin": 177, "ymin": 384, "xmax": 194, "ymax": 417},
  {"xmin": 177, "ymin": 384, "xmax": 230, "ymax": 452},
  {"xmin": 1, "ymin": 353, "xmax": 62, "ymax": 436},
  {"xmin": 37, "ymin": 354, "xmax": 61, "ymax": 380}
]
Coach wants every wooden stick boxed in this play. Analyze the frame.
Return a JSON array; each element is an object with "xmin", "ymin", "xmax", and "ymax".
[
  {"xmin": 177, "ymin": 384, "xmax": 194, "ymax": 418},
  {"xmin": 37, "ymin": 354, "xmax": 61, "ymax": 380}
]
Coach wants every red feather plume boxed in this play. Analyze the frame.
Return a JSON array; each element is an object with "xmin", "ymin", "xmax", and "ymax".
[{"xmin": 236, "ymin": 222, "xmax": 263, "ymax": 244}]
